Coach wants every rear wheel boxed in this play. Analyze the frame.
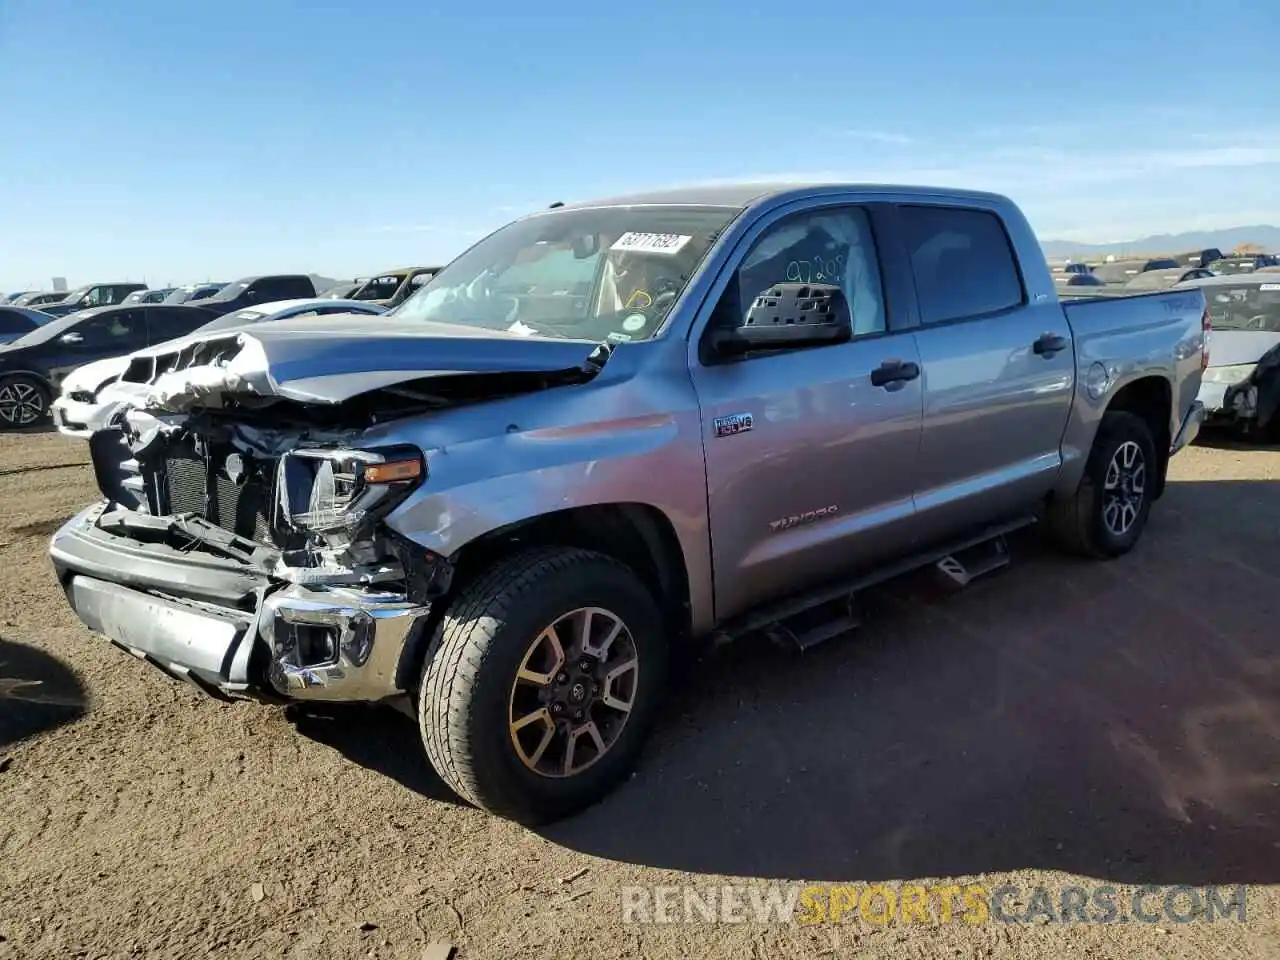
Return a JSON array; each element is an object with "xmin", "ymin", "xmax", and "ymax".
[
  {"xmin": 417, "ymin": 547, "xmax": 668, "ymax": 824},
  {"xmin": 0, "ymin": 375, "xmax": 50, "ymax": 430},
  {"xmin": 1048, "ymin": 410, "xmax": 1157, "ymax": 558}
]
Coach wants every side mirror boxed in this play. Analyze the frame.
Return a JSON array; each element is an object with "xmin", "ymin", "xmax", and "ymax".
[
  {"xmin": 712, "ymin": 282, "xmax": 852, "ymax": 357},
  {"xmin": 60, "ymin": 332, "xmax": 84, "ymax": 345}
]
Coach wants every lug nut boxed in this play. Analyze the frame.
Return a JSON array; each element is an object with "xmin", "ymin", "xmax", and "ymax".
[
  {"xmin": 551, "ymin": 703, "xmax": 563, "ymax": 715},
  {"xmin": 556, "ymin": 673, "xmax": 568, "ymax": 684},
  {"xmin": 574, "ymin": 710, "xmax": 584, "ymax": 720}
]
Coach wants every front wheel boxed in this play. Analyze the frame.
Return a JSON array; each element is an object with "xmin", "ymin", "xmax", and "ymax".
[
  {"xmin": 0, "ymin": 375, "xmax": 51, "ymax": 430},
  {"xmin": 417, "ymin": 547, "xmax": 668, "ymax": 824},
  {"xmin": 1048, "ymin": 410, "xmax": 1158, "ymax": 558}
]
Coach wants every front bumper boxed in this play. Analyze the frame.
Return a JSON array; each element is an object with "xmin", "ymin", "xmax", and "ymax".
[
  {"xmin": 1196, "ymin": 380, "xmax": 1230, "ymax": 416},
  {"xmin": 50, "ymin": 504, "xmax": 430, "ymax": 702},
  {"xmin": 51, "ymin": 395, "xmax": 121, "ymax": 439},
  {"xmin": 1170, "ymin": 400, "xmax": 1205, "ymax": 454}
]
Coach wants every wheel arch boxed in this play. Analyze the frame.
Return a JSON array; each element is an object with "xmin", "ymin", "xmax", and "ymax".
[
  {"xmin": 1102, "ymin": 375, "xmax": 1172, "ymax": 499},
  {"xmin": 395, "ymin": 502, "xmax": 693, "ymax": 690}
]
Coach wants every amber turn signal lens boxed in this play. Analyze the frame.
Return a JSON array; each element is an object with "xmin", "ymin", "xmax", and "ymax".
[{"xmin": 363, "ymin": 459, "xmax": 422, "ymax": 484}]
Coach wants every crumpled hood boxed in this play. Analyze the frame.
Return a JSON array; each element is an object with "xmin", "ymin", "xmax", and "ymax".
[{"xmin": 128, "ymin": 315, "xmax": 601, "ymax": 410}]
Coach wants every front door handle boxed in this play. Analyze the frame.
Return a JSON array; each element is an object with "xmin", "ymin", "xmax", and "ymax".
[
  {"xmin": 1033, "ymin": 332, "xmax": 1068, "ymax": 356},
  {"xmin": 870, "ymin": 359, "xmax": 921, "ymax": 387}
]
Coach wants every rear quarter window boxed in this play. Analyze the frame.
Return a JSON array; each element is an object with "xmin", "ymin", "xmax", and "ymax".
[{"xmin": 898, "ymin": 205, "xmax": 1025, "ymax": 324}]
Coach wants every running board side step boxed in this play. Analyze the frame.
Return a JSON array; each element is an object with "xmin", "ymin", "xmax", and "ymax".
[{"xmin": 716, "ymin": 516, "xmax": 1034, "ymax": 652}]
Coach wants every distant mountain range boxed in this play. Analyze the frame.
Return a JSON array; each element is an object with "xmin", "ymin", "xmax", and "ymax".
[{"xmin": 1040, "ymin": 225, "xmax": 1280, "ymax": 258}]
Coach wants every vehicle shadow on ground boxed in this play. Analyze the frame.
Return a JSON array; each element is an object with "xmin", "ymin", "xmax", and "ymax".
[
  {"xmin": 0, "ymin": 637, "xmax": 88, "ymax": 750},
  {"xmin": 288, "ymin": 702, "xmax": 464, "ymax": 807},
  {"xmin": 542, "ymin": 478, "xmax": 1280, "ymax": 887},
  {"xmin": 1193, "ymin": 425, "xmax": 1279, "ymax": 451}
]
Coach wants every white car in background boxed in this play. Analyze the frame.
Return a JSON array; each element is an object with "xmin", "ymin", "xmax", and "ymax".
[{"xmin": 52, "ymin": 298, "xmax": 387, "ymax": 439}]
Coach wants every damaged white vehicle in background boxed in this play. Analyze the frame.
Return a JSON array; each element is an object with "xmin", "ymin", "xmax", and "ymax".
[{"xmin": 52, "ymin": 298, "xmax": 388, "ymax": 439}]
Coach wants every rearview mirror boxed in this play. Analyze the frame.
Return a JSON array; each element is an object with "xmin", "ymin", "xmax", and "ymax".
[{"xmin": 712, "ymin": 282, "xmax": 852, "ymax": 357}]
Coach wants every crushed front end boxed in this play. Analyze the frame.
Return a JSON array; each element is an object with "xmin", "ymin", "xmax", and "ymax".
[{"xmin": 50, "ymin": 408, "xmax": 449, "ymax": 703}]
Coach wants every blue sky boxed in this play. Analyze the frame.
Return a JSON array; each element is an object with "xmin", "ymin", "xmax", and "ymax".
[{"xmin": 1, "ymin": 0, "xmax": 1278, "ymax": 291}]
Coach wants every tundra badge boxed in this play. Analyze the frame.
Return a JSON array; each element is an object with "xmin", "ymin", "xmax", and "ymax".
[{"xmin": 713, "ymin": 412, "xmax": 754, "ymax": 438}]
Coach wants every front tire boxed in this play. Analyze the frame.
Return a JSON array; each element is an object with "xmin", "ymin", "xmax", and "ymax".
[
  {"xmin": 0, "ymin": 375, "xmax": 50, "ymax": 430},
  {"xmin": 1048, "ymin": 410, "xmax": 1158, "ymax": 558},
  {"xmin": 418, "ymin": 547, "xmax": 668, "ymax": 824}
]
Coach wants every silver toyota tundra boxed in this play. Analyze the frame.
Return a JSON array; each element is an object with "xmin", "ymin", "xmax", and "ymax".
[{"xmin": 50, "ymin": 183, "xmax": 1208, "ymax": 824}]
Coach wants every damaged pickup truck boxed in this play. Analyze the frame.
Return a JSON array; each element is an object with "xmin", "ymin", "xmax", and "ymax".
[{"xmin": 50, "ymin": 184, "xmax": 1208, "ymax": 824}]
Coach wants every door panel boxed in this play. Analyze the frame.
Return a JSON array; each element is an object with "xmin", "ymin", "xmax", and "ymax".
[
  {"xmin": 894, "ymin": 204, "xmax": 1075, "ymax": 541},
  {"xmin": 692, "ymin": 336, "xmax": 924, "ymax": 622}
]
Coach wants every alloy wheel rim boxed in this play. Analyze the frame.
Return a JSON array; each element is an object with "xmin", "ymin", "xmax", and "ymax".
[
  {"xmin": 507, "ymin": 606, "xmax": 640, "ymax": 778},
  {"xmin": 1102, "ymin": 440, "xmax": 1146, "ymax": 536},
  {"xmin": 0, "ymin": 382, "xmax": 45, "ymax": 427}
]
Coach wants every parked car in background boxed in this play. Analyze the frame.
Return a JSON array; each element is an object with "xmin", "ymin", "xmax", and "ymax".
[
  {"xmin": 0, "ymin": 303, "xmax": 219, "ymax": 428},
  {"xmin": 162, "ymin": 282, "xmax": 228, "ymax": 305},
  {"xmin": 1123, "ymin": 266, "xmax": 1216, "ymax": 290},
  {"xmin": 1208, "ymin": 257, "xmax": 1262, "ymax": 276},
  {"xmin": 53, "ymin": 297, "xmax": 389, "ymax": 439},
  {"xmin": 350, "ymin": 266, "xmax": 440, "ymax": 308},
  {"xmin": 1176, "ymin": 247, "xmax": 1225, "ymax": 268},
  {"xmin": 14, "ymin": 291, "xmax": 73, "ymax": 308},
  {"xmin": 123, "ymin": 288, "xmax": 176, "ymax": 305},
  {"xmin": 189, "ymin": 274, "xmax": 318, "ymax": 316},
  {"xmin": 1054, "ymin": 273, "xmax": 1106, "ymax": 287},
  {"xmin": 4, "ymin": 291, "xmax": 36, "ymax": 304},
  {"xmin": 39, "ymin": 282, "xmax": 149, "ymax": 318},
  {"xmin": 1059, "ymin": 262, "xmax": 1092, "ymax": 275},
  {"xmin": 0, "ymin": 306, "xmax": 53, "ymax": 345},
  {"xmin": 1176, "ymin": 273, "xmax": 1280, "ymax": 439},
  {"xmin": 48, "ymin": 182, "xmax": 1207, "ymax": 824},
  {"xmin": 1092, "ymin": 259, "xmax": 1148, "ymax": 284}
]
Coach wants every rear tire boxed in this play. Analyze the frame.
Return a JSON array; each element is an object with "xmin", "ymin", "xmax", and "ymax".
[
  {"xmin": 417, "ymin": 547, "xmax": 668, "ymax": 825},
  {"xmin": 0, "ymin": 375, "xmax": 50, "ymax": 430},
  {"xmin": 1048, "ymin": 410, "xmax": 1157, "ymax": 559}
]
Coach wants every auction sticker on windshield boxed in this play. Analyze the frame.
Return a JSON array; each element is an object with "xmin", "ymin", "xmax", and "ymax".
[{"xmin": 611, "ymin": 232, "xmax": 693, "ymax": 255}]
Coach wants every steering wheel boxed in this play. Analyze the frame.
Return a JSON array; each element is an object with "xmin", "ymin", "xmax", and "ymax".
[{"xmin": 1246, "ymin": 314, "xmax": 1270, "ymax": 330}]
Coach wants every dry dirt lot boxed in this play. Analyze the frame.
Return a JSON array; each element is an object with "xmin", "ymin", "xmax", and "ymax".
[{"xmin": 1, "ymin": 428, "xmax": 1278, "ymax": 959}]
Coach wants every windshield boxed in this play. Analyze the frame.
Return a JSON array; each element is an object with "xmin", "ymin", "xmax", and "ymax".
[
  {"xmin": 55, "ymin": 286, "xmax": 91, "ymax": 304},
  {"xmin": 353, "ymin": 274, "xmax": 405, "ymax": 301},
  {"xmin": 1203, "ymin": 284, "xmax": 1280, "ymax": 332},
  {"xmin": 389, "ymin": 205, "xmax": 738, "ymax": 342},
  {"xmin": 205, "ymin": 280, "xmax": 250, "ymax": 301}
]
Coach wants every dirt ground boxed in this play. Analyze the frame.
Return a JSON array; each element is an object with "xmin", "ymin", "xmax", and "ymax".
[{"xmin": 1, "ymin": 427, "xmax": 1278, "ymax": 959}]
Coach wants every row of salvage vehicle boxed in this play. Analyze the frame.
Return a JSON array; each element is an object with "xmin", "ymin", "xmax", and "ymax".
[
  {"xmin": 0, "ymin": 267, "xmax": 439, "ymax": 429},
  {"xmin": 6, "ymin": 182, "xmax": 1255, "ymax": 826}
]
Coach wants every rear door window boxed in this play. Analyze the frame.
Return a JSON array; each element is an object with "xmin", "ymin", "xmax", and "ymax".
[{"xmin": 897, "ymin": 205, "xmax": 1025, "ymax": 324}]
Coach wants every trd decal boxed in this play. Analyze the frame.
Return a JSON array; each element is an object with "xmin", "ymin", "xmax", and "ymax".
[{"xmin": 769, "ymin": 505, "xmax": 839, "ymax": 533}]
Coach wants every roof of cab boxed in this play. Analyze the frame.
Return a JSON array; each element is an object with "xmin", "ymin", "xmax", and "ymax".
[{"xmin": 551, "ymin": 181, "xmax": 1012, "ymax": 212}]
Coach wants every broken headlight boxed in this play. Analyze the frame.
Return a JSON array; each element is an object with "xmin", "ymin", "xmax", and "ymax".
[
  {"xmin": 275, "ymin": 444, "xmax": 425, "ymax": 538},
  {"xmin": 1201, "ymin": 363, "xmax": 1257, "ymax": 385}
]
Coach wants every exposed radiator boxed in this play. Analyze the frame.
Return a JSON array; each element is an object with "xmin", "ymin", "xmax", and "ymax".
[{"xmin": 149, "ymin": 439, "xmax": 276, "ymax": 543}]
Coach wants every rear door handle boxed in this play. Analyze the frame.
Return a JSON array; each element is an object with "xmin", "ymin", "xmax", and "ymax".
[
  {"xmin": 1033, "ymin": 333, "xmax": 1068, "ymax": 356},
  {"xmin": 870, "ymin": 359, "xmax": 921, "ymax": 387}
]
